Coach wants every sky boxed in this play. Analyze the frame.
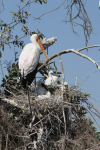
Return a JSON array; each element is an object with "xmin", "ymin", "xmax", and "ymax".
[{"xmin": 0, "ymin": 0, "xmax": 100, "ymax": 132}]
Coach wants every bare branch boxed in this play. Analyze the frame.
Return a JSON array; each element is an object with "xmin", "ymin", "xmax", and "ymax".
[
  {"xmin": 39, "ymin": 70, "xmax": 48, "ymax": 78},
  {"xmin": 0, "ymin": 85, "xmax": 16, "ymax": 97},
  {"xmin": 65, "ymin": 0, "xmax": 93, "ymax": 46},
  {"xmin": 42, "ymin": 37, "xmax": 57, "ymax": 51},
  {"xmin": 86, "ymin": 109, "xmax": 100, "ymax": 128},
  {"xmin": 38, "ymin": 45, "xmax": 100, "ymax": 72},
  {"xmin": 34, "ymin": 0, "xmax": 66, "ymax": 20},
  {"xmin": 57, "ymin": 55, "xmax": 64, "ymax": 90}
]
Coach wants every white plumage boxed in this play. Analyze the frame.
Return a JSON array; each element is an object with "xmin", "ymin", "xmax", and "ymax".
[
  {"xmin": 57, "ymin": 82, "xmax": 68, "ymax": 91},
  {"xmin": 19, "ymin": 35, "xmax": 40, "ymax": 77},
  {"xmin": 99, "ymin": 0, "xmax": 100, "ymax": 9},
  {"xmin": 30, "ymin": 80, "xmax": 51, "ymax": 99},
  {"xmin": 45, "ymin": 71, "xmax": 60, "ymax": 86},
  {"xmin": 19, "ymin": 34, "xmax": 48, "ymax": 87}
]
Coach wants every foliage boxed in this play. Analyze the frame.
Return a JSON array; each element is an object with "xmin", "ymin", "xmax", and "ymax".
[
  {"xmin": 38, "ymin": 0, "xmax": 47, "ymax": 4},
  {"xmin": 83, "ymin": 117, "xmax": 100, "ymax": 140},
  {"xmin": 0, "ymin": 0, "xmax": 48, "ymax": 52},
  {"xmin": 1, "ymin": 52, "xmax": 22, "ymax": 96}
]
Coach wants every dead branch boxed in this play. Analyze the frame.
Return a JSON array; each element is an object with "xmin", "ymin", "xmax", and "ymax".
[
  {"xmin": 38, "ymin": 45, "xmax": 100, "ymax": 72},
  {"xmin": 65, "ymin": 0, "xmax": 92, "ymax": 46},
  {"xmin": 86, "ymin": 109, "xmax": 100, "ymax": 128},
  {"xmin": 0, "ymin": 98, "xmax": 18, "ymax": 107},
  {"xmin": 86, "ymin": 143, "xmax": 100, "ymax": 150},
  {"xmin": 34, "ymin": 0, "xmax": 66, "ymax": 20},
  {"xmin": 41, "ymin": 37, "xmax": 57, "ymax": 52},
  {"xmin": 39, "ymin": 70, "xmax": 48, "ymax": 78},
  {"xmin": 57, "ymin": 55, "xmax": 64, "ymax": 90},
  {"xmin": 0, "ymin": 85, "xmax": 16, "ymax": 97}
]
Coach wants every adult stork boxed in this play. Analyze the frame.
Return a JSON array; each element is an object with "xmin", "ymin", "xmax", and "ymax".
[{"xmin": 19, "ymin": 34, "xmax": 48, "ymax": 88}]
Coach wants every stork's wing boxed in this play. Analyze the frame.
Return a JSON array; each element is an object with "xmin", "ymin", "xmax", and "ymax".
[{"xmin": 19, "ymin": 43, "xmax": 40, "ymax": 77}]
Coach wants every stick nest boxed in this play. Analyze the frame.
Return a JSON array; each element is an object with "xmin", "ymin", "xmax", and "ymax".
[{"xmin": 0, "ymin": 85, "xmax": 100, "ymax": 150}]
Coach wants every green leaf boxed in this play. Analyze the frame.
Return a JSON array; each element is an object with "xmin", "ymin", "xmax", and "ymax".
[
  {"xmin": 12, "ymin": 63, "xmax": 15, "ymax": 68},
  {"xmin": 17, "ymin": 11, "xmax": 21, "ymax": 16},
  {"xmin": 8, "ymin": 27, "xmax": 11, "ymax": 33},
  {"xmin": 43, "ymin": 0, "xmax": 47, "ymax": 4},
  {"xmin": 15, "ymin": 35, "xmax": 18, "ymax": 39},
  {"xmin": 39, "ymin": 0, "xmax": 42, "ymax": 4},
  {"xmin": 7, "ymin": 68, "xmax": 11, "ymax": 73},
  {"xmin": 14, "ymin": 13, "xmax": 16, "ymax": 16},
  {"xmin": 22, "ymin": 19, "xmax": 26, "ymax": 24},
  {"xmin": 25, "ymin": 12, "xmax": 28, "ymax": 16},
  {"xmin": 15, "ymin": 40, "xmax": 18, "ymax": 45},
  {"xmin": 2, "ymin": 45, "xmax": 4, "ymax": 51},
  {"xmin": 5, "ymin": 75, "xmax": 9, "ymax": 79},
  {"xmin": 2, "ymin": 78, "xmax": 6, "ymax": 83}
]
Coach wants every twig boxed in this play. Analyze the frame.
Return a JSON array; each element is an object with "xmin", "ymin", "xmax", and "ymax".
[
  {"xmin": 5, "ymin": 134, "xmax": 8, "ymax": 150},
  {"xmin": 0, "ymin": 125, "xmax": 6, "ymax": 137},
  {"xmin": 0, "ymin": 98, "xmax": 18, "ymax": 106},
  {"xmin": 77, "ymin": 45, "xmax": 100, "ymax": 52},
  {"xmin": 57, "ymin": 55, "xmax": 64, "ymax": 91},
  {"xmin": 29, "ymin": 111, "xmax": 53, "ymax": 129},
  {"xmin": 9, "ymin": 85, "xmax": 27, "ymax": 97},
  {"xmin": 39, "ymin": 70, "xmax": 48, "ymax": 78},
  {"xmin": 65, "ymin": 0, "xmax": 92, "ymax": 46},
  {"xmin": 89, "ymin": 108, "xmax": 100, "ymax": 119},
  {"xmin": 79, "ymin": 71, "xmax": 97, "ymax": 88},
  {"xmin": 53, "ymin": 61, "xmax": 57, "ymax": 74},
  {"xmin": 85, "ymin": 143, "xmax": 100, "ymax": 150},
  {"xmin": 0, "ymin": 59, "xmax": 4, "ymax": 78},
  {"xmin": 34, "ymin": 0, "xmax": 66, "ymax": 20},
  {"xmin": 28, "ymin": 87, "xmax": 32, "ymax": 116},
  {"xmin": 85, "ymin": 101, "xmax": 100, "ymax": 116},
  {"xmin": 57, "ymin": 55, "xmax": 66, "ymax": 135},
  {"xmin": 86, "ymin": 109, "xmax": 100, "ymax": 128},
  {"xmin": 0, "ymin": 85, "xmax": 15, "ymax": 97}
]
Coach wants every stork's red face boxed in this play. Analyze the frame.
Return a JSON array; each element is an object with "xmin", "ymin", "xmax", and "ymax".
[{"xmin": 36, "ymin": 35, "xmax": 48, "ymax": 60}]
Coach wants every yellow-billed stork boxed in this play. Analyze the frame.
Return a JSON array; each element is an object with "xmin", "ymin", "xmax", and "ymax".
[{"xmin": 19, "ymin": 34, "xmax": 48, "ymax": 87}]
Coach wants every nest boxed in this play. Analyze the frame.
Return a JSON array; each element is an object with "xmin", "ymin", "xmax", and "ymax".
[{"xmin": 0, "ymin": 85, "xmax": 100, "ymax": 150}]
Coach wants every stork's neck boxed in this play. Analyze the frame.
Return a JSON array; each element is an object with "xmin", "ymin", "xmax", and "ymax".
[
  {"xmin": 31, "ymin": 40, "xmax": 41, "ymax": 52},
  {"xmin": 30, "ymin": 36, "xmax": 36, "ymax": 43},
  {"xmin": 49, "ymin": 72, "xmax": 53, "ymax": 77}
]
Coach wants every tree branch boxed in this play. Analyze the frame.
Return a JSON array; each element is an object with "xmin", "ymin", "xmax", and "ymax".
[
  {"xmin": 34, "ymin": 0, "xmax": 66, "ymax": 20},
  {"xmin": 57, "ymin": 55, "xmax": 64, "ymax": 90},
  {"xmin": 38, "ymin": 45, "xmax": 100, "ymax": 72},
  {"xmin": 42, "ymin": 37, "xmax": 57, "ymax": 51}
]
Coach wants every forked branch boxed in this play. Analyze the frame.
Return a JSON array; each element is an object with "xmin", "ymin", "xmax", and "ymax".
[{"xmin": 38, "ymin": 45, "xmax": 100, "ymax": 72}]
